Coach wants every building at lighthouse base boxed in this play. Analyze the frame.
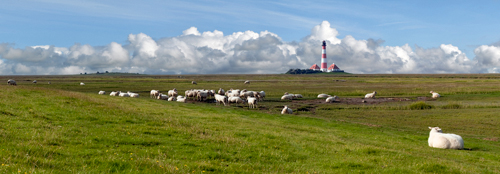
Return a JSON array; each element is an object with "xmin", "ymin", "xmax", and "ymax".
[{"xmin": 309, "ymin": 63, "xmax": 344, "ymax": 72}]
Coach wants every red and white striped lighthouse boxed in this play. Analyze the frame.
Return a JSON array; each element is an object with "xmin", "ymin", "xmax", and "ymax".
[{"xmin": 321, "ymin": 40, "xmax": 327, "ymax": 72}]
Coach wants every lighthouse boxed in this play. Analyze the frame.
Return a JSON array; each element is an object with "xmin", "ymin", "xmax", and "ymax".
[{"xmin": 321, "ymin": 40, "xmax": 327, "ymax": 72}]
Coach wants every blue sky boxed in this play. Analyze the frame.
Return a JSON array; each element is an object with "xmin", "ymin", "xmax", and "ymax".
[{"xmin": 1, "ymin": 0, "xmax": 500, "ymax": 74}]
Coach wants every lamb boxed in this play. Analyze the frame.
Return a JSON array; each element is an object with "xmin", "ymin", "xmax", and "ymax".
[
  {"xmin": 80, "ymin": 82, "xmax": 85, "ymax": 85},
  {"xmin": 428, "ymin": 127, "xmax": 464, "ymax": 150},
  {"xmin": 244, "ymin": 80, "xmax": 250, "ymax": 84},
  {"xmin": 317, "ymin": 94, "xmax": 330, "ymax": 98},
  {"xmin": 281, "ymin": 94, "xmax": 293, "ymax": 100},
  {"xmin": 192, "ymin": 81, "xmax": 197, "ymax": 85},
  {"xmin": 247, "ymin": 96, "xmax": 257, "ymax": 109},
  {"xmin": 215, "ymin": 94, "xmax": 229, "ymax": 106},
  {"xmin": 364, "ymin": 91, "xmax": 377, "ymax": 99},
  {"xmin": 430, "ymin": 91, "xmax": 441, "ymax": 99},
  {"xmin": 98, "ymin": 91, "xmax": 106, "ymax": 95},
  {"xmin": 7, "ymin": 79, "xmax": 17, "ymax": 86},
  {"xmin": 150, "ymin": 90, "xmax": 160, "ymax": 98},
  {"xmin": 326, "ymin": 96, "xmax": 339, "ymax": 103},
  {"xmin": 281, "ymin": 105, "xmax": 293, "ymax": 114}
]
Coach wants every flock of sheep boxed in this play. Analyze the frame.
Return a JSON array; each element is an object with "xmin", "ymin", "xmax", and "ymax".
[{"xmin": 7, "ymin": 79, "xmax": 460, "ymax": 150}]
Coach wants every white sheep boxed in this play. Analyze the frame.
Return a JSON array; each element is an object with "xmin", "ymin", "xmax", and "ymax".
[
  {"xmin": 192, "ymin": 81, "xmax": 197, "ymax": 85},
  {"xmin": 98, "ymin": 91, "xmax": 106, "ymax": 95},
  {"xmin": 157, "ymin": 93, "xmax": 168, "ymax": 100},
  {"xmin": 259, "ymin": 91, "xmax": 265, "ymax": 99},
  {"xmin": 80, "ymin": 82, "xmax": 85, "ymax": 85},
  {"xmin": 294, "ymin": 94, "xmax": 303, "ymax": 98},
  {"xmin": 215, "ymin": 94, "xmax": 229, "ymax": 106},
  {"xmin": 168, "ymin": 97, "xmax": 177, "ymax": 101},
  {"xmin": 177, "ymin": 97, "xmax": 186, "ymax": 103},
  {"xmin": 128, "ymin": 92, "xmax": 139, "ymax": 98},
  {"xmin": 197, "ymin": 91, "xmax": 208, "ymax": 101},
  {"xmin": 218, "ymin": 88, "xmax": 225, "ymax": 95},
  {"xmin": 7, "ymin": 79, "xmax": 17, "ymax": 86},
  {"xmin": 119, "ymin": 93, "xmax": 130, "ymax": 97},
  {"xmin": 326, "ymin": 96, "xmax": 339, "ymax": 103},
  {"xmin": 228, "ymin": 97, "xmax": 244, "ymax": 105},
  {"xmin": 110, "ymin": 91, "xmax": 121, "ymax": 96},
  {"xmin": 150, "ymin": 90, "xmax": 160, "ymax": 98},
  {"xmin": 33, "ymin": 80, "xmax": 37, "ymax": 84},
  {"xmin": 281, "ymin": 105, "xmax": 293, "ymax": 114},
  {"xmin": 281, "ymin": 94, "xmax": 293, "ymax": 100},
  {"xmin": 428, "ymin": 127, "xmax": 464, "ymax": 150},
  {"xmin": 317, "ymin": 94, "xmax": 330, "ymax": 98},
  {"xmin": 168, "ymin": 90, "xmax": 178, "ymax": 97},
  {"xmin": 247, "ymin": 96, "xmax": 257, "ymax": 109},
  {"xmin": 364, "ymin": 91, "xmax": 377, "ymax": 99},
  {"xmin": 244, "ymin": 80, "xmax": 250, "ymax": 84},
  {"xmin": 430, "ymin": 91, "xmax": 441, "ymax": 99}
]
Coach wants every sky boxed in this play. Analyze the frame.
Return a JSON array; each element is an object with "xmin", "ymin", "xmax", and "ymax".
[{"xmin": 1, "ymin": 0, "xmax": 500, "ymax": 75}]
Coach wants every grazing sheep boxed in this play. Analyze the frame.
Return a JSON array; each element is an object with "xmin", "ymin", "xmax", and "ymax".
[
  {"xmin": 294, "ymin": 94, "xmax": 303, "ymax": 98},
  {"xmin": 326, "ymin": 96, "xmax": 339, "ymax": 103},
  {"xmin": 197, "ymin": 91, "xmax": 208, "ymax": 101},
  {"xmin": 7, "ymin": 79, "xmax": 16, "ymax": 86},
  {"xmin": 244, "ymin": 80, "xmax": 250, "ymax": 84},
  {"xmin": 48, "ymin": 81, "xmax": 51, "ymax": 84},
  {"xmin": 317, "ymin": 94, "xmax": 330, "ymax": 98},
  {"xmin": 281, "ymin": 105, "xmax": 293, "ymax": 114},
  {"xmin": 32, "ymin": 80, "xmax": 37, "ymax": 84},
  {"xmin": 80, "ymin": 82, "xmax": 85, "ymax": 85},
  {"xmin": 247, "ymin": 96, "xmax": 257, "ymax": 109},
  {"xmin": 281, "ymin": 95, "xmax": 293, "ymax": 100},
  {"xmin": 192, "ymin": 81, "xmax": 197, "ymax": 85},
  {"xmin": 430, "ymin": 91, "xmax": 441, "ymax": 99},
  {"xmin": 150, "ymin": 90, "xmax": 160, "ymax": 98},
  {"xmin": 259, "ymin": 91, "xmax": 266, "ymax": 99},
  {"xmin": 215, "ymin": 94, "xmax": 229, "ymax": 106},
  {"xmin": 428, "ymin": 127, "xmax": 464, "ymax": 150},
  {"xmin": 228, "ymin": 97, "xmax": 244, "ymax": 105},
  {"xmin": 240, "ymin": 91, "xmax": 255, "ymax": 98},
  {"xmin": 98, "ymin": 91, "xmax": 106, "ymax": 95},
  {"xmin": 186, "ymin": 90, "xmax": 197, "ymax": 99},
  {"xmin": 364, "ymin": 91, "xmax": 377, "ymax": 99}
]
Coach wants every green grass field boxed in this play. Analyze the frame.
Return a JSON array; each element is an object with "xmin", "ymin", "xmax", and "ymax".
[{"xmin": 1, "ymin": 74, "xmax": 499, "ymax": 173}]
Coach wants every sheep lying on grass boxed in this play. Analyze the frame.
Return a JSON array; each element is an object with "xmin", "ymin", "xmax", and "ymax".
[
  {"xmin": 281, "ymin": 95, "xmax": 293, "ymax": 100},
  {"xmin": 428, "ymin": 127, "xmax": 464, "ymax": 150},
  {"xmin": 244, "ymin": 80, "xmax": 250, "ymax": 84},
  {"xmin": 80, "ymin": 82, "xmax": 85, "ymax": 85},
  {"xmin": 110, "ymin": 91, "xmax": 120, "ymax": 96},
  {"xmin": 317, "ymin": 94, "xmax": 330, "ymax": 98},
  {"xmin": 281, "ymin": 105, "xmax": 293, "ymax": 114},
  {"xmin": 430, "ymin": 91, "xmax": 441, "ymax": 99},
  {"xmin": 364, "ymin": 91, "xmax": 377, "ymax": 99},
  {"xmin": 98, "ymin": 91, "xmax": 106, "ymax": 95},
  {"xmin": 326, "ymin": 96, "xmax": 339, "ymax": 103}
]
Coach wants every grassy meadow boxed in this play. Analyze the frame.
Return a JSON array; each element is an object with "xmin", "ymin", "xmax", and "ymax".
[{"xmin": 0, "ymin": 74, "xmax": 499, "ymax": 173}]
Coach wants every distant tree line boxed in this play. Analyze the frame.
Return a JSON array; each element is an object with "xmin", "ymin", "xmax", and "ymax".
[{"xmin": 285, "ymin": 69, "xmax": 323, "ymax": 74}]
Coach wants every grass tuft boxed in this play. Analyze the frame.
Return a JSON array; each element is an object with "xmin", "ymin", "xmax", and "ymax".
[{"xmin": 408, "ymin": 101, "xmax": 434, "ymax": 110}]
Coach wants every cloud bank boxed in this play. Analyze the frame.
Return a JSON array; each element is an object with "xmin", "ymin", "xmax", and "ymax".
[{"xmin": 1, "ymin": 21, "xmax": 499, "ymax": 75}]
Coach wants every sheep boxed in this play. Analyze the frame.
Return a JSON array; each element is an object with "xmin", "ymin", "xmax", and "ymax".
[
  {"xmin": 168, "ymin": 90, "xmax": 178, "ymax": 98},
  {"xmin": 177, "ymin": 97, "xmax": 186, "ymax": 103},
  {"xmin": 48, "ymin": 81, "xmax": 51, "ymax": 84},
  {"xmin": 326, "ymin": 96, "xmax": 339, "ymax": 103},
  {"xmin": 157, "ymin": 93, "xmax": 168, "ymax": 100},
  {"xmin": 119, "ymin": 93, "xmax": 130, "ymax": 97},
  {"xmin": 98, "ymin": 91, "xmax": 106, "ymax": 95},
  {"xmin": 127, "ymin": 92, "xmax": 139, "ymax": 98},
  {"xmin": 317, "ymin": 94, "xmax": 330, "ymax": 98},
  {"xmin": 259, "ymin": 91, "xmax": 265, "ymax": 99},
  {"xmin": 192, "ymin": 81, "xmax": 197, "ymax": 85},
  {"xmin": 240, "ymin": 91, "xmax": 255, "ymax": 98},
  {"xmin": 33, "ymin": 80, "xmax": 37, "ymax": 84},
  {"xmin": 430, "ymin": 91, "xmax": 441, "ymax": 99},
  {"xmin": 228, "ymin": 97, "xmax": 244, "ymax": 105},
  {"xmin": 281, "ymin": 105, "xmax": 293, "ymax": 114},
  {"xmin": 281, "ymin": 95, "xmax": 293, "ymax": 100},
  {"xmin": 110, "ymin": 91, "xmax": 121, "ymax": 96},
  {"xmin": 364, "ymin": 91, "xmax": 377, "ymax": 99},
  {"xmin": 247, "ymin": 96, "xmax": 257, "ymax": 109},
  {"xmin": 215, "ymin": 94, "xmax": 229, "ymax": 106},
  {"xmin": 168, "ymin": 97, "xmax": 177, "ymax": 101},
  {"xmin": 294, "ymin": 94, "xmax": 303, "ymax": 98},
  {"xmin": 197, "ymin": 91, "xmax": 208, "ymax": 101},
  {"xmin": 227, "ymin": 90, "xmax": 240, "ymax": 97},
  {"xmin": 7, "ymin": 79, "xmax": 16, "ymax": 86},
  {"xmin": 80, "ymin": 82, "xmax": 85, "ymax": 85},
  {"xmin": 218, "ymin": 88, "xmax": 225, "ymax": 95},
  {"xmin": 244, "ymin": 80, "xmax": 250, "ymax": 84},
  {"xmin": 428, "ymin": 127, "xmax": 464, "ymax": 150},
  {"xmin": 186, "ymin": 90, "xmax": 197, "ymax": 99},
  {"xmin": 150, "ymin": 90, "xmax": 160, "ymax": 98}
]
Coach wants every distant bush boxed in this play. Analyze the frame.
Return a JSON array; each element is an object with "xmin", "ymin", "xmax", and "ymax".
[
  {"xmin": 409, "ymin": 101, "xmax": 434, "ymax": 110},
  {"xmin": 285, "ymin": 69, "xmax": 323, "ymax": 74},
  {"xmin": 441, "ymin": 103, "xmax": 462, "ymax": 109}
]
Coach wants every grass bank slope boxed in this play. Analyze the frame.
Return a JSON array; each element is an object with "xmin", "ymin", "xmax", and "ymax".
[{"xmin": 0, "ymin": 85, "xmax": 499, "ymax": 173}]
